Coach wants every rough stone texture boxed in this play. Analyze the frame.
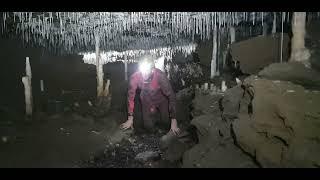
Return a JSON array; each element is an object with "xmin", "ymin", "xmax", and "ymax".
[
  {"xmin": 162, "ymin": 138, "xmax": 189, "ymax": 162},
  {"xmin": 108, "ymin": 129, "xmax": 133, "ymax": 145},
  {"xmin": 183, "ymin": 67, "xmax": 320, "ymax": 167},
  {"xmin": 176, "ymin": 87, "xmax": 194, "ymax": 124},
  {"xmin": 190, "ymin": 115, "xmax": 231, "ymax": 146},
  {"xmin": 159, "ymin": 131, "xmax": 178, "ymax": 150},
  {"xmin": 183, "ymin": 98, "xmax": 257, "ymax": 167},
  {"xmin": 182, "ymin": 138, "xmax": 257, "ymax": 168},
  {"xmin": 232, "ymin": 77, "xmax": 320, "ymax": 168},
  {"xmin": 220, "ymin": 85, "xmax": 245, "ymax": 120},
  {"xmin": 135, "ymin": 151, "xmax": 160, "ymax": 162},
  {"xmin": 191, "ymin": 91, "xmax": 222, "ymax": 117},
  {"xmin": 231, "ymin": 33, "xmax": 290, "ymax": 74},
  {"xmin": 181, "ymin": 84, "xmax": 260, "ymax": 168},
  {"xmin": 259, "ymin": 62, "xmax": 320, "ymax": 90},
  {"xmin": 176, "ymin": 87, "xmax": 194, "ymax": 102},
  {"xmin": 160, "ymin": 130, "xmax": 196, "ymax": 162}
]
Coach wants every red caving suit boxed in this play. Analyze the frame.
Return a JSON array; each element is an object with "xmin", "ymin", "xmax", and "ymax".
[{"xmin": 127, "ymin": 68, "xmax": 176, "ymax": 132}]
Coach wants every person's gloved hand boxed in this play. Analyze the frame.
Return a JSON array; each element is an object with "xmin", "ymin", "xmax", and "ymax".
[
  {"xmin": 169, "ymin": 118, "xmax": 180, "ymax": 135},
  {"xmin": 120, "ymin": 116, "xmax": 134, "ymax": 130}
]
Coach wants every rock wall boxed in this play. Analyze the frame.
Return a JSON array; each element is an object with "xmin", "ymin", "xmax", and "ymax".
[
  {"xmin": 182, "ymin": 89, "xmax": 258, "ymax": 168},
  {"xmin": 231, "ymin": 33, "xmax": 290, "ymax": 74},
  {"xmin": 183, "ymin": 62, "xmax": 320, "ymax": 168},
  {"xmin": 233, "ymin": 76, "xmax": 320, "ymax": 167}
]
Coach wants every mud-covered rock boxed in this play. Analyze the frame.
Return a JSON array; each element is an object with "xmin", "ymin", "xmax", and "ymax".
[
  {"xmin": 258, "ymin": 62, "xmax": 320, "ymax": 90},
  {"xmin": 220, "ymin": 85, "xmax": 245, "ymax": 120},
  {"xmin": 231, "ymin": 33, "xmax": 290, "ymax": 74},
  {"xmin": 159, "ymin": 131, "xmax": 177, "ymax": 150},
  {"xmin": 232, "ymin": 77, "xmax": 320, "ymax": 167},
  {"xmin": 182, "ymin": 108, "xmax": 257, "ymax": 168},
  {"xmin": 160, "ymin": 129, "xmax": 197, "ymax": 162},
  {"xmin": 176, "ymin": 87, "xmax": 194, "ymax": 102},
  {"xmin": 176, "ymin": 87, "xmax": 194, "ymax": 124},
  {"xmin": 182, "ymin": 138, "xmax": 258, "ymax": 168},
  {"xmin": 184, "ymin": 64, "xmax": 320, "ymax": 168},
  {"xmin": 162, "ymin": 138, "xmax": 189, "ymax": 162},
  {"xmin": 182, "ymin": 84, "xmax": 258, "ymax": 168},
  {"xmin": 192, "ymin": 92, "xmax": 222, "ymax": 117},
  {"xmin": 190, "ymin": 115, "xmax": 230, "ymax": 146}
]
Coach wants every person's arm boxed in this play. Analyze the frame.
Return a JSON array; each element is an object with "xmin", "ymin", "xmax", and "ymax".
[
  {"xmin": 158, "ymin": 71, "xmax": 177, "ymax": 120},
  {"xmin": 158, "ymin": 71, "xmax": 180, "ymax": 135},
  {"xmin": 120, "ymin": 73, "xmax": 139, "ymax": 130},
  {"xmin": 127, "ymin": 74, "xmax": 139, "ymax": 117}
]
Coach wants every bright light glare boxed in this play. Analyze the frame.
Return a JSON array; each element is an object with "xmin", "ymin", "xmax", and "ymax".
[{"xmin": 139, "ymin": 61, "xmax": 152, "ymax": 75}]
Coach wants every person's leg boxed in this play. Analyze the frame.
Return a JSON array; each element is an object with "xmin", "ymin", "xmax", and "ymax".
[
  {"xmin": 157, "ymin": 100, "xmax": 171, "ymax": 132},
  {"xmin": 157, "ymin": 100, "xmax": 180, "ymax": 150},
  {"xmin": 133, "ymin": 94, "xmax": 144, "ymax": 134},
  {"xmin": 133, "ymin": 114, "xmax": 145, "ymax": 135},
  {"xmin": 141, "ymin": 102, "xmax": 157, "ymax": 134}
]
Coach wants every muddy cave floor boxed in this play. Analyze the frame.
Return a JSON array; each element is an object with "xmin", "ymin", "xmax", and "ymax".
[
  {"xmin": 0, "ymin": 109, "xmax": 187, "ymax": 168},
  {"xmin": 0, "ymin": 74, "xmax": 238, "ymax": 168},
  {"xmin": 77, "ymin": 131, "xmax": 181, "ymax": 168}
]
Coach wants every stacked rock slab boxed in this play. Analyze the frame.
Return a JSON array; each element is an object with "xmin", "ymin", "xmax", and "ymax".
[
  {"xmin": 183, "ymin": 61, "xmax": 320, "ymax": 168},
  {"xmin": 232, "ymin": 74, "xmax": 320, "ymax": 167},
  {"xmin": 182, "ymin": 89, "xmax": 258, "ymax": 168}
]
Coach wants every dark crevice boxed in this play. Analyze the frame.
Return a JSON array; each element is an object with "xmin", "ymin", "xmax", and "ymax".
[
  {"xmin": 186, "ymin": 125, "xmax": 199, "ymax": 144},
  {"xmin": 240, "ymin": 84, "xmax": 254, "ymax": 115},
  {"xmin": 218, "ymin": 97, "xmax": 224, "ymax": 112},
  {"xmin": 277, "ymin": 113, "xmax": 294, "ymax": 134},
  {"xmin": 218, "ymin": 130, "xmax": 224, "ymax": 137},
  {"xmin": 273, "ymin": 136, "xmax": 289, "ymax": 147},
  {"xmin": 279, "ymin": 146, "xmax": 287, "ymax": 166},
  {"xmin": 237, "ymin": 102, "xmax": 241, "ymax": 113},
  {"xmin": 248, "ymin": 103, "xmax": 253, "ymax": 115},
  {"xmin": 230, "ymin": 124, "xmax": 237, "ymax": 144},
  {"xmin": 252, "ymin": 150, "xmax": 262, "ymax": 168}
]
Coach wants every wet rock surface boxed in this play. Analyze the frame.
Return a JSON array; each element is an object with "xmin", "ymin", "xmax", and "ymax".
[
  {"xmin": 161, "ymin": 130, "xmax": 196, "ymax": 162},
  {"xmin": 231, "ymin": 33, "xmax": 290, "ymax": 74},
  {"xmin": 183, "ymin": 69, "xmax": 320, "ymax": 168},
  {"xmin": 183, "ymin": 138, "xmax": 258, "ymax": 168},
  {"xmin": 182, "ymin": 88, "xmax": 258, "ymax": 168},
  {"xmin": 259, "ymin": 62, "xmax": 320, "ymax": 90},
  {"xmin": 191, "ymin": 92, "xmax": 222, "ymax": 117},
  {"xmin": 232, "ymin": 77, "xmax": 320, "ymax": 167},
  {"xmin": 220, "ymin": 85, "xmax": 246, "ymax": 120}
]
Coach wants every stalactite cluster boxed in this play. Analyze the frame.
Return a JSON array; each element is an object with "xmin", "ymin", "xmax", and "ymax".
[{"xmin": 1, "ymin": 12, "xmax": 277, "ymax": 55}]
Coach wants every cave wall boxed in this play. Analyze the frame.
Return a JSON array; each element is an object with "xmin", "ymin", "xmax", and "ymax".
[
  {"xmin": 0, "ymin": 23, "xmax": 294, "ymax": 116},
  {"xmin": 0, "ymin": 37, "xmax": 42, "ymax": 114},
  {"xmin": 231, "ymin": 33, "xmax": 290, "ymax": 74},
  {"xmin": 0, "ymin": 37, "xmax": 98, "ymax": 115}
]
